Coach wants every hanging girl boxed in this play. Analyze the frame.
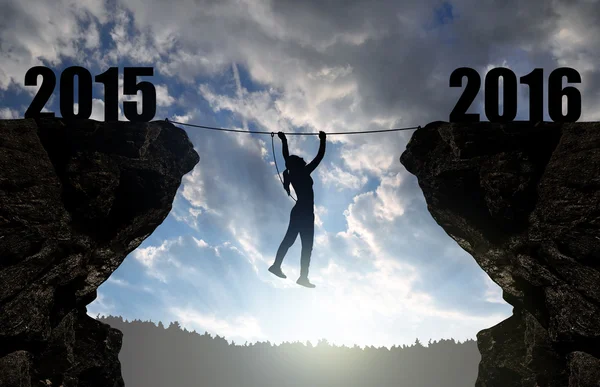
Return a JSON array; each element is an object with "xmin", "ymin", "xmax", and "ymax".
[{"xmin": 268, "ymin": 131, "xmax": 326, "ymax": 288}]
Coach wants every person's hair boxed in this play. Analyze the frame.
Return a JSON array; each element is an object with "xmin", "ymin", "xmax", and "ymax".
[
  {"xmin": 283, "ymin": 169, "xmax": 291, "ymax": 196},
  {"xmin": 282, "ymin": 155, "xmax": 305, "ymax": 195}
]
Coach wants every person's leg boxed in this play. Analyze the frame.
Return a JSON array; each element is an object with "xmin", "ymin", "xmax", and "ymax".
[
  {"xmin": 270, "ymin": 208, "xmax": 299, "ymax": 278},
  {"xmin": 297, "ymin": 211, "xmax": 315, "ymax": 288}
]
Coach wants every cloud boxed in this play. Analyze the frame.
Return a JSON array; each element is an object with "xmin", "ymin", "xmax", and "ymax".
[
  {"xmin": 193, "ymin": 238, "xmax": 209, "ymax": 248},
  {"xmin": 340, "ymin": 141, "xmax": 405, "ymax": 176},
  {"xmin": 0, "ymin": 107, "xmax": 19, "ymax": 119},
  {"xmin": 314, "ymin": 205, "xmax": 327, "ymax": 229},
  {"xmin": 334, "ymin": 171, "xmax": 412, "ymax": 259},
  {"xmin": 171, "ymin": 194, "xmax": 204, "ymax": 231},
  {"xmin": 483, "ymin": 274, "xmax": 506, "ymax": 305},
  {"xmin": 75, "ymin": 99, "xmax": 126, "ymax": 121},
  {"xmin": 106, "ymin": 277, "xmax": 130, "ymax": 287},
  {"xmin": 318, "ymin": 163, "xmax": 367, "ymax": 191},
  {"xmin": 133, "ymin": 237, "xmax": 185, "ymax": 282},
  {"xmin": 106, "ymin": 8, "xmax": 161, "ymax": 65},
  {"xmin": 0, "ymin": 0, "xmax": 108, "ymax": 90},
  {"xmin": 180, "ymin": 165, "xmax": 210, "ymax": 210},
  {"xmin": 228, "ymin": 224, "xmax": 268, "ymax": 272},
  {"xmin": 104, "ymin": 277, "xmax": 155, "ymax": 294},
  {"xmin": 192, "ymin": 236, "xmax": 222, "ymax": 257},
  {"xmin": 170, "ymin": 306, "xmax": 266, "ymax": 342},
  {"xmin": 198, "ymin": 84, "xmax": 293, "ymax": 134},
  {"xmin": 170, "ymin": 113, "xmax": 193, "ymax": 123},
  {"xmin": 156, "ymin": 84, "xmax": 175, "ymax": 107}
]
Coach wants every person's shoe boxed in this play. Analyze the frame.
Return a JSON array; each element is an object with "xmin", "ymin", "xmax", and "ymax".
[
  {"xmin": 268, "ymin": 265, "xmax": 287, "ymax": 279},
  {"xmin": 296, "ymin": 276, "xmax": 316, "ymax": 288}
]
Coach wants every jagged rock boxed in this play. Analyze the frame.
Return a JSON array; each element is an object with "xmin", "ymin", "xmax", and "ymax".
[
  {"xmin": 0, "ymin": 118, "xmax": 199, "ymax": 387},
  {"xmin": 400, "ymin": 121, "xmax": 600, "ymax": 387},
  {"xmin": 476, "ymin": 308, "xmax": 566, "ymax": 387},
  {"xmin": 568, "ymin": 352, "xmax": 600, "ymax": 387},
  {"xmin": 0, "ymin": 351, "xmax": 32, "ymax": 387}
]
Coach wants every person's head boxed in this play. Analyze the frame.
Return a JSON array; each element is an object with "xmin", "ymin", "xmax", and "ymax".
[{"xmin": 286, "ymin": 155, "xmax": 306, "ymax": 172}]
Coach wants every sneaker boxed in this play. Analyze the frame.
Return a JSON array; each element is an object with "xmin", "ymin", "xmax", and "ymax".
[
  {"xmin": 296, "ymin": 276, "xmax": 316, "ymax": 288},
  {"xmin": 268, "ymin": 265, "xmax": 287, "ymax": 279}
]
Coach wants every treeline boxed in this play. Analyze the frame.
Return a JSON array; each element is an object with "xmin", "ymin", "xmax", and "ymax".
[{"xmin": 97, "ymin": 314, "xmax": 480, "ymax": 387}]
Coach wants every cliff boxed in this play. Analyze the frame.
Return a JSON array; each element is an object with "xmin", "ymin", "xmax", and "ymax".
[
  {"xmin": 400, "ymin": 121, "xmax": 600, "ymax": 387},
  {"xmin": 0, "ymin": 118, "xmax": 199, "ymax": 386}
]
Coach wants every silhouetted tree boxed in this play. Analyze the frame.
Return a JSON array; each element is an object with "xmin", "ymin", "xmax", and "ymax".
[{"xmin": 97, "ymin": 314, "xmax": 480, "ymax": 387}]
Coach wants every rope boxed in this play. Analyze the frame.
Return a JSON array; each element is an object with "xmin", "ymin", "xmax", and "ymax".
[
  {"xmin": 165, "ymin": 118, "xmax": 421, "ymax": 135},
  {"xmin": 165, "ymin": 118, "xmax": 422, "ymax": 202},
  {"xmin": 271, "ymin": 133, "xmax": 297, "ymax": 202}
]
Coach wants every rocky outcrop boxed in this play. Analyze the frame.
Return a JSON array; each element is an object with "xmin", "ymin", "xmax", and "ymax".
[
  {"xmin": 0, "ymin": 118, "xmax": 199, "ymax": 386},
  {"xmin": 400, "ymin": 121, "xmax": 600, "ymax": 387}
]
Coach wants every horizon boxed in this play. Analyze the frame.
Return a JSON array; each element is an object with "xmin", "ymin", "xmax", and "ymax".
[{"xmin": 96, "ymin": 313, "xmax": 478, "ymax": 349}]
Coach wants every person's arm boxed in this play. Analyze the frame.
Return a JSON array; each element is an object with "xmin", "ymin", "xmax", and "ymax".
[
  {"xmin": 278, "ymin": 132, "xmax": 290, "ymax": 164},
  {"xmin": 306, "ymin": 131, "xmax": 326, "ymax": 174}
]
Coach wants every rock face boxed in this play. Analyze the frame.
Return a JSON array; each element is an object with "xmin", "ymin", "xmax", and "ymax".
[
  {"xmin": 400, "ymin": 121, "xmax": 600, "ymax": 387},
  {"xmin": 0, "ymin": 118, "xmax": 199, "ymax": 386}
]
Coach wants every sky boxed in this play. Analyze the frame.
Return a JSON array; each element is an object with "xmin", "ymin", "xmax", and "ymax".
[{"xmin": 2, "ymin": 0, "xmax": 600, "ymax": 348}]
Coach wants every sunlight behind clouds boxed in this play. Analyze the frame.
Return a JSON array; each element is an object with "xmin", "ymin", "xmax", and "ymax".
[{"xmin": 5, "ymin": 0, "xmax": 578, "ymax": 347}]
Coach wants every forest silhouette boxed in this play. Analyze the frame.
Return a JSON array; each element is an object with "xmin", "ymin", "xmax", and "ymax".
[{"xmin": 98, "ymin": 314, "xmax": 480, "ymax": 387}]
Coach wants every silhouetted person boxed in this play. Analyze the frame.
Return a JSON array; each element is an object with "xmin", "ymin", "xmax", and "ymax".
[{"xmin": 269, "ymin": 130, "xmax": 326, "ymax": 288}]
